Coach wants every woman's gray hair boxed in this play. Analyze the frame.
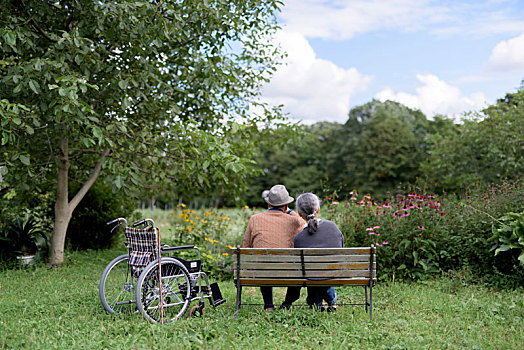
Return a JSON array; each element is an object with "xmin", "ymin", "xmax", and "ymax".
[{"xmin": 296, "ymin": 193, "xmax": 321, "ymax": 234}]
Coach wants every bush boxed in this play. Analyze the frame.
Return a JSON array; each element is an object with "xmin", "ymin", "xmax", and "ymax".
[
  {"xmin": 0, "ymin": 215, "xmax": 49, "ymax": 263},
  {"xmin": 322, "ymin": 180, "xmax": 524, "ymax": 287},
  {"xmin": 66, "ymin": 182, "xmax": 135, "ymax": 250},
  {"xmin": 166, "ymin": 204, "xmax": 238, "ymax": 280}
]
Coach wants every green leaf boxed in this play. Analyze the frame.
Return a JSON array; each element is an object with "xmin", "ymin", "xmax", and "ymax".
[
  {"xmin": 93, "ymin": 127, "xmax": 102, "ymax": 140},
  {"xmin": 118, "ymin": 80, "xmax": 128, "ymax": 89},
  {"xmin": 5, "ymin": 32, "xmax": 16, "ymax": 47},
  {"xmin": 494, "ymin": 245, "xmax": 511, "ymax": 255},
  {"xmin": 13, "ymin": 84, "xmax": 22, "ymax": 94},
  {"xmin": 29, "ymin": 80, "xmax": 40, "ymax": 94},
  {"xmin": 12, "ymin": 117, "xmax": 22, "ymax": 125},
  {"xmin": 19, "ymin": 155, "xmax": 30, "ymax": 165}
]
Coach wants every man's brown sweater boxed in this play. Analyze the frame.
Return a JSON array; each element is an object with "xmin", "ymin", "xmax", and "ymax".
[{"xmin": 243, "ymin": 210, "xmax": 304, "ymax": 248}]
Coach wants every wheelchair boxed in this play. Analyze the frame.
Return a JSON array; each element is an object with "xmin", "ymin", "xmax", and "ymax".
[{"xmin": 99, "ymin": 217, "xmax": 226, "ymax": 323}]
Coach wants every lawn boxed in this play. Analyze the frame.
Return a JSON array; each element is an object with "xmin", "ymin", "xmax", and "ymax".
[{"xmin": 1, "ymin": 248, "xmax": 522, "ymax": 349}]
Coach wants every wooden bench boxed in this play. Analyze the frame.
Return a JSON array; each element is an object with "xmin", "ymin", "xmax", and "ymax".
[{"xmin": 233, "ymin": 245, "xmax": 376, "ymax": 319}]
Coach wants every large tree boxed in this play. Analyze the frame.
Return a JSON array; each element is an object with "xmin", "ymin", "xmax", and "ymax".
[
  {"xmin": 327, "ymin": 100, "xmax": 432, "ymax": 198},
  {"xmin": 0, "ymin": 0, "xmax": 287, "ymax": 264}
]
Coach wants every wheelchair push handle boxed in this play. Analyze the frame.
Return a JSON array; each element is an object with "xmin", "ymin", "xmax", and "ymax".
[
  {"xmin": 132, "ymin": 218, "xmax": 156, "ymax": 228},
  {"xmin": 106, "ymin": 217, "xmax": 127, "ymax": 226},
  {"xmin": 106, "ymin": 217, "xmax": 128, "ymax": 233}
]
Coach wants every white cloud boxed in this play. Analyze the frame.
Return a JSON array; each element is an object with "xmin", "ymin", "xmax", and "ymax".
[
  {"xmin": 375, "ymin": 74, "xmax": 487, "ymax": 118},
  {"xmin": 262, "ymin": 31, "xmax": 372, "ymax": 123},
  {"xmin": 280, "ymin": 0, "xmax": 524, "ymax": 40},
  {"xmin": 486, "ymin": 33, "xmax": 524, "ymax": 71},
  {"xmin": 281, "ymin": 0, "xmax": 448, "ymax": 40}
]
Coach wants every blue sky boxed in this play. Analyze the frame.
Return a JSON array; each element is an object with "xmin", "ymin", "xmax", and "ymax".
[{"xmin": 261, "ymin": 0, "xmax": 524, "ymax": 123}]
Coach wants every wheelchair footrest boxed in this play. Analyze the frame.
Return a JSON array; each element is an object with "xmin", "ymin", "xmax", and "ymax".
[
  {"xmin": 210, "ymin": 282, "xmax": 226, "ymax": 307},
  {"xmin": 213, "ymin": 298, "xmax": 226, "ymax": 307}
]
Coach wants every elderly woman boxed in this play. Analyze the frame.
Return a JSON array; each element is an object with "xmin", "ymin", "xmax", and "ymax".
[{"xmin": 294, "ymin": 192, "xmax": 344, "ymax": 311}]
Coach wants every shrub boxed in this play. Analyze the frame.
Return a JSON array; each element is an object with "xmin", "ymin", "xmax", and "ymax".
[
  {"xmin": 66, "ymin": 182, "xmax": 134, "ymax": 250},
  {"xmin": 0, "ymin": 215, "xmax": 49, "ymax": 262},
  {"xmin": 324, "ymin": 189, "xmax": 448, "ymax": 280},
  {"xmin": 322, "ymin": 180, "xmax": 524, "ymax": 287},
  {"xmin": 490, "ymin": 211, "xmax": 524, "ymax": 265},
  {"xmin": 438, "ymin": 180, "xmax": 523, "ymax": 286},
  {"xmin": 166, "ymin": 204, "xmax": 237, "ymax": 280}
]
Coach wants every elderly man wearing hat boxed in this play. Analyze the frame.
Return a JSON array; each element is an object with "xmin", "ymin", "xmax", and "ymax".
[{"xmin": 243, "ymin": 184, "xmax": 304, "ymax": 311}]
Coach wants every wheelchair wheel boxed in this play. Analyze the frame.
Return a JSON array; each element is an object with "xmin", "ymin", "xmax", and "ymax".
[
  {"xmin": 135, "ymin": 257, "xmax": 191, "ymax": 323},
  {"xmin": 99, "ymin": 254, "xmax": 136, "ymax": 314}
]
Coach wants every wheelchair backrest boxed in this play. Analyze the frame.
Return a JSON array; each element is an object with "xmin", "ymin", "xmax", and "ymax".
[{"xmin": 125, "ymin": 226, "xmax": 159, "ymax": 277}]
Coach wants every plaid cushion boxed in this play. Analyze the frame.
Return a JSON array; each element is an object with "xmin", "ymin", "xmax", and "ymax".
[{"xmin": 125, "ymin": 227, "xmax": 158, "ymax": 277}]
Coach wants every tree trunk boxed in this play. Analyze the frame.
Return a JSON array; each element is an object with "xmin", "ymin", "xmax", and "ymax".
[{"xmin": 50, "ymin": 137, "xmax": 110, "ymax": 265}]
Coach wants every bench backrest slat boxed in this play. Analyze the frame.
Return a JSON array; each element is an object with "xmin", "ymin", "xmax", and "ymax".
[
  {"xmin": 238, "ymin": 278, "xmax": 375, "ymax": 286},
  {"xmin": 240, "ymin": 254, "xmax": 375, "ymax": 263},
  {"xmin": 237, "ymin": 247, "xmax": 372, "ymax": 255},
  {"xmin": 238, "ymin": 269, "xmax": 375, "ymax": 278},
  {"xmin": 240, "ymin": 261, "xmax": 376, "ymax": 270}
]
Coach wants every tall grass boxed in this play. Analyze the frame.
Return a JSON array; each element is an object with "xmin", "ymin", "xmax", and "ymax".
[{"xmin": 0, "ymin": 249, "xmax": 522, "ymax": 349}]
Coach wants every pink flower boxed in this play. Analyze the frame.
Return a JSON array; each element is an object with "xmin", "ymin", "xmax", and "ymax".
[
  {"xmin": 369, "ymin": 231, "xmax": 375, "ymax": 235},
  {"xmin": 400, "ymin": 213, "xmax": 410, "ymax": 218},
  {"xmin": 382, "ymin": 241, "xmax": 389, "ymax": 245},
  {"xmin": 418, "ymin": 226, "xmax": 425, "ymax": 230},
  {"xmin": 376, "ymin": 243, "xmax": 383, "ymax": 247},
  {"xmin": 332, "ymin": 201, "xmax": 339, "ymax": 205},
  {"xmin": 373, "ymin": 225, "xmax": 380, "ymax": 229}
]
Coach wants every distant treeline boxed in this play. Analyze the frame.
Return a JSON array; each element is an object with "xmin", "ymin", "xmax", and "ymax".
[{"xmin": 238, "ymin": 88, "xmax": 523, "ymax": 206}]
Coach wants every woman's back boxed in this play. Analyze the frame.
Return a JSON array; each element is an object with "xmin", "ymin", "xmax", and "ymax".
[{"xmin": 293, "ymin": 219, "xmax": 344, "ymax": 248}]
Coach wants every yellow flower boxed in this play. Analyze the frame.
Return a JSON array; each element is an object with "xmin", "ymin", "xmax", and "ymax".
[
  {"xmin": 205, "ymin": 237, "xmax": 210, "ymax": 241},
  {"xmin": 224, "ymin": 216, "xmax": 230, "ymax": 220},
  {"xmin": 187, "ymin": 226, "xmax": 193, "ymax": 231},
  {"xmin": 242, "ymin": 205, "xmax": 249, "ymax": 209},
  {"xmin": 210, "ymin": 239, "xmax": 218, "ymax": 244},
  {"xmin": 227, "ymin": 245, "xmax": 235, "ymax": 249},
  {"xmin": 206, "ymin": 254, "xmax": 212, "ymax": 258},
  {"xmin": 202, "ymin": 220, "xmax": 208, "ymax": 223},
  {"xmin": 177, "ymin": 203, "xmax": 186, "ymax": 208},
  {"xmin": 222, "ymin": 253, "xmax": 229, "ymax": 256}
]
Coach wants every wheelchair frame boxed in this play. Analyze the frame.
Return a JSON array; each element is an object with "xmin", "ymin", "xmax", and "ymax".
[{"xmin": 99, "ymin": 217, "xmax": 225, "ymax": 323}]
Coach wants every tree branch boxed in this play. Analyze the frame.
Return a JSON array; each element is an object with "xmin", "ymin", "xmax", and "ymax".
[
  {"xmin": 68, "ymin": 148, "xmax": 110, "ymax": 211},
  {"xmin": 18, "ymin": 0, "xmax": 58, "ymax": 43}
]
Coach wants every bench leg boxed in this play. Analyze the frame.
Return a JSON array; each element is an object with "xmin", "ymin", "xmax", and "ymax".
[
  {"xmin": 365, "ymin": 286, "xmax": 368, "ymax": 312},
  {"xmin": 369, "ymin": 285, "xmax": 373, "ymax": 320},
  {"xmin": 235, "ymin": 285, "xmax": 242, "ymax": 318}
]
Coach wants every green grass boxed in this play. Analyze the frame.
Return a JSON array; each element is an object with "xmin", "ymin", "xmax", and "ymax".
[{"xmin": 1, "ymin": 249, "xmax": 522, "ymax": 349}]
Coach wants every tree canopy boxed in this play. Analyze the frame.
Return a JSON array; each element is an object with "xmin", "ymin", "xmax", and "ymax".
[
  {"xmin": 421, "ymin": 87, "xmax": 524, "ymax": 191},
  {"xmin": 0, "ymin": 0, "xmax": 288, "ymax": 264}
]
